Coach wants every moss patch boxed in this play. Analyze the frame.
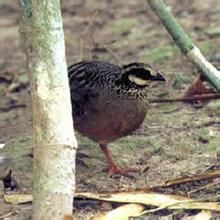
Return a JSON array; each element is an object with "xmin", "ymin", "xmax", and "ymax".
[
  {"xmin": 112, "ymin": 18, "xmax": 138, "ymax": 33},
  {"xmin": 144, "ymin": 46, "xmax": 177, "ymax": 64}
]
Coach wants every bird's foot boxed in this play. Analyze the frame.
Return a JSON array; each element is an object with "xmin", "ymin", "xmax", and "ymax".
[
  {"xmin": 100, "ymin": 144, "xmax": 139, "ymax": 177},
  {"xmin": 108, "ymin": 164, "xmax": 139, "ymax": 177}
]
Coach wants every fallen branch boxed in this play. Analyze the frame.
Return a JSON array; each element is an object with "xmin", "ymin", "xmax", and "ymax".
[
  {"xmin": 165, "ymin": 169, "xmax": 220, "ymax": 187},
  {"xmin": 150, "ymin": 93, "xmax": 220, "ymax": 103}
]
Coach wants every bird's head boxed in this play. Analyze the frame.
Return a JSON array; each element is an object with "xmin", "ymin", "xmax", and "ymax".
[{"xmin": 121, "ymin": 63, "xmax": 166, "ymax": 88}]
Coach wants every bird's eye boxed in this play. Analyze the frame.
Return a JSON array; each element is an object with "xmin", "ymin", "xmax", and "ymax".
[{"xmin": 131, "ymin": 68, "xmax": 152, "ymax": 80}]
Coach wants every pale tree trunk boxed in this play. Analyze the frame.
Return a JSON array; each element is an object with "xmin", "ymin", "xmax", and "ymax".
[{"xmin": 20, "ymin": 1, "xmax": 77, "ymax": 219}]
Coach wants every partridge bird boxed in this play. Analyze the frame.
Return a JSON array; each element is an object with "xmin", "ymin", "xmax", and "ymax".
[{"xmin": 68, "ymin": 61, "xmax": 165, "ymax": 175}]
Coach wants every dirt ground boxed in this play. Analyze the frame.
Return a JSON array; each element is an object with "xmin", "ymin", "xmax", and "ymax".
[{"xmin": 0, "ymin": 0, "xmax": 220, "ymax": 219}]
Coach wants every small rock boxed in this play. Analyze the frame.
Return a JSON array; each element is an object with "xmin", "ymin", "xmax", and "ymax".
[{"xmin": 206, "ymin": 27, "xmax": 220, "ymax": 38}]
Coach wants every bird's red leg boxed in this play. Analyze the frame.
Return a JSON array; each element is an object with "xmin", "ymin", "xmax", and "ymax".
[{"xmin": 100, "ymin": 144, "xmax": 139, "ymax": 175}]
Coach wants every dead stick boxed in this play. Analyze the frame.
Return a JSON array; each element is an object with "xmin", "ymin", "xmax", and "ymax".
[
  {"xmin": 150, "ymin": 93, "xmax": 220, "ymax": 103},
  {"xmin": 165, "ymin": 169, "xmax": 220, "ymax": 187}
]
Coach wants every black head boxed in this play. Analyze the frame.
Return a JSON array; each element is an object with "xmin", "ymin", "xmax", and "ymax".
[{"xmin": 120, "ymin": 63, "xmax": 166, "ymax": 87}]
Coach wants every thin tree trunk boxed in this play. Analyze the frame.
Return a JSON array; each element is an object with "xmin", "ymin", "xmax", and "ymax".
[
  {"xmin": 147, "ymin": 0, "xmax": 220, "ymax": 92},
  {"xmin": 20, "ymin": 1, "xmax": 77, "ymax": 219}
]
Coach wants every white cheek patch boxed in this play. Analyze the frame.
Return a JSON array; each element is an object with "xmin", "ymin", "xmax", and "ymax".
[{"xmin": 128, "ymin": 74, "xmax": 149, "ymax": 86}]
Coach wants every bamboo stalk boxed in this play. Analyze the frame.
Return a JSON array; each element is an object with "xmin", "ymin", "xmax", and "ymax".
[{"xmin": 147, "ymin": 0, "xmax": 220, "ymax": 92}]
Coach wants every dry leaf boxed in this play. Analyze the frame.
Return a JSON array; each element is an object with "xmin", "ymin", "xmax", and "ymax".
[
  {"xmin": 4, "ymin": 194, "xmax": 33, "ymax": 204},
  {"xmin": 4, "ymin": 191, "xmax": 220, "ymax": 213},
  {"xmin": 75, "ymin": 191, "xmax": 220, "ymax": 212},
  {"xmin": 184, "ymin": 210, "xmax": 212, "ymax": 220},
  {"xmin": 91, "ymin": 203, "xmax": 144, "ymax": 220}
]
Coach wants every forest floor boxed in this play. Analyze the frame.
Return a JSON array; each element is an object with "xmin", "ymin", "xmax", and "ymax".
[{"xmin": 0, "ymin": 0, "xmax": 220, "ymax": 219}]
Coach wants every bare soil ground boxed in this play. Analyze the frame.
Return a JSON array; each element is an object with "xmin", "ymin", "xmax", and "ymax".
[{"xmin": 0, "ymin": 0, "xmax": 220, "ymax": 219}]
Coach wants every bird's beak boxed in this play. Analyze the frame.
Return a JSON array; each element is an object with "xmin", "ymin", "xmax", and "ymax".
[{"xmin": 150, "ymin": 71, "xmax": 166, "ymax": 81}]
